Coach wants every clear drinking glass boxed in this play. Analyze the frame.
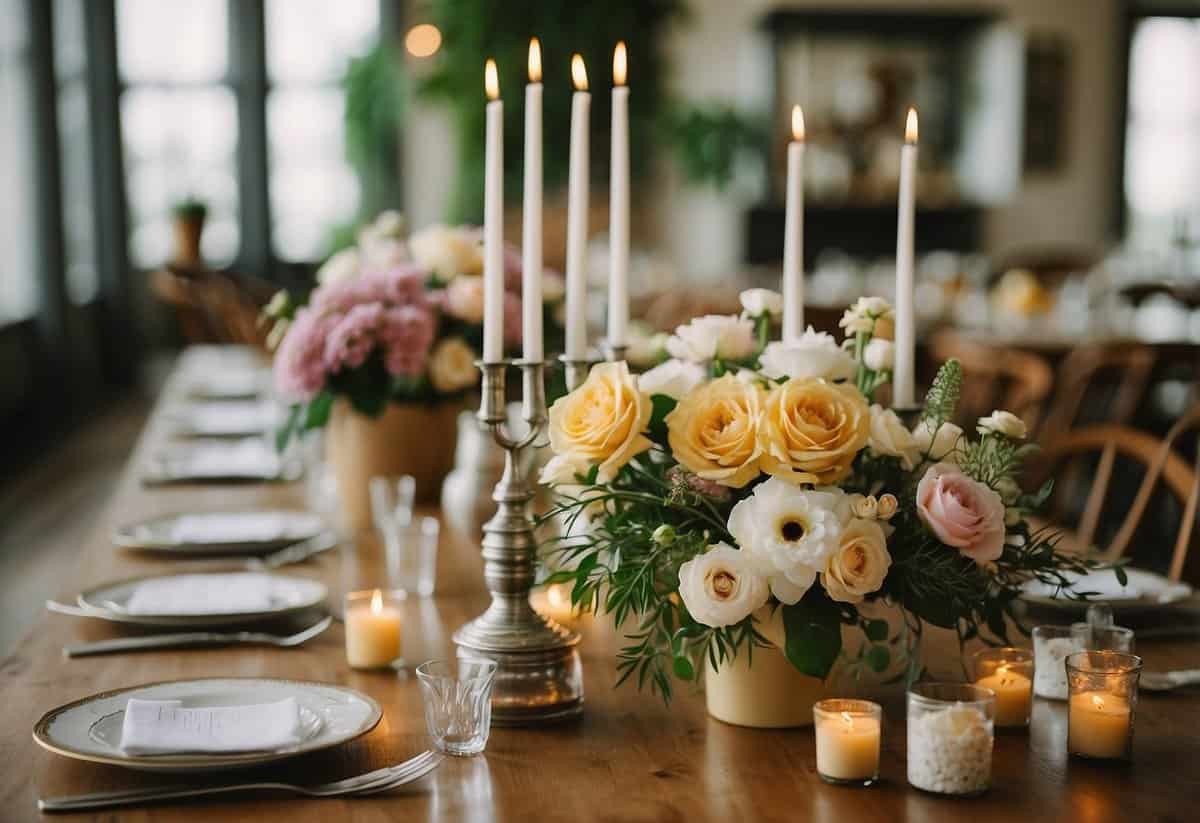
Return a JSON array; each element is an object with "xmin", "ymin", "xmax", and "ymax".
[
  {"xmin": 1032, "ymin": 625, "xmax": 1083, "ymax": 700},
  {"xmin": 813, "ymin": 699, "xmax": 882, "ymax": 786},
  {"xmin": 369, "ymin": 474, "xmax": 416, "ymax": 532},
  {"xmin": 972, "ymin": 647, "xmax": 1034, "ymax": 728},
  {"xmin": 1071, "ymin": 622, "xmax": 1135, "ymax": 654},
  {"xmin": 1066, "ymin": 651, "xmax": 1142, "ymax": 761},
  {"xmin": 381, "ymin": 515, "xmax": 440, "ymax": 597},
  {"xmin": 907, "ymin": 683, "xmax": 996, "ymax": 796},
  {"xmin": 416, "ymin": 658, "xmax": 498, "ymax": 756}
]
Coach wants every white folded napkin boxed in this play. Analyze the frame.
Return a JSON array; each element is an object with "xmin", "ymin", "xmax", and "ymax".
[
  {"xmin": 1023, "ymin": 568, "xmax": 1192, "ymax": 604},
  {"xmin": 120, "ymin": 697, "xmax": 303, "ymax": 755},
  {"xmin": 184, "ymin": 371, "xmax": 265, "ymax": 398},
  {"xmin": 182, "ymin": 402, "xmax": 282, "ymax": 434},
  {"xmin": 169, "ymin": 512, "xmax": 322, "ymax": 544},
  {"xmin": 167, "ymin": 440, "xmax": 281, "ymax": 478},
  {"xmin": 123, "ymin": 573, "xmax": 277, "ymax": 615}
]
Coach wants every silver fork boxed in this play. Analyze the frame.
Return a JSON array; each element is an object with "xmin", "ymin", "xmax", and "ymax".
[
  {"xmin": 246, "ymin": 531, "xmax": 340, "ymax": 570},
  {"xmin": 62, "ymin": 615, "xmax": 334, "ymax": 657},
  {"xmin": 38, "ymin": 749, "xmax": 442, "ymax": 813}
]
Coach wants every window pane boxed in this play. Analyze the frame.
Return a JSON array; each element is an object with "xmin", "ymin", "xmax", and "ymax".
[
  {"xmin": 0, "ymin": 0, "xmax": 38, "ymax": 321},
  {"xmin": 117, "ymin": 0, "xmax": 227, "ymax": 83},
  {"xmin": 121, "ymin": 87, "xmax": 239, "ymax": 267},
  {"xmin": 59, "ymin": 81, "xmax": 100, "ymax": 304},
  {"xmin": 265, "ymin": 0, "xmax": 378, "ymax": 83}
]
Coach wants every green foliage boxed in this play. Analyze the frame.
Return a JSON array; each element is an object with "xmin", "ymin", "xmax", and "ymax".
[
  {"xmin": 662, "ymin": 104, "xmax": 767, "ymax": 190},
  {"xmin": 780, "ymin": 593, "xmax": 843, "ymax": 678},
  {"xmin": 171, "ymin": 197, "xmax": 208, "ymax": 221},
  {"xmin": 921, "ymin": 359, "xmax": 963, "ymax": 430},
  {"xmin": 342, "ymin": 41, "xmax": 405, "ymax": 221},
  {"xmin": 419, "ymin": 0, "xmax": 687, "ymax": 221}
]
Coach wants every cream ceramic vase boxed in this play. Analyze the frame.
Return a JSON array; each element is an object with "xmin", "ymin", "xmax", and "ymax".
[{"xmin": 327, "ymin": 400, "xmax": 462, "ymax": 533}]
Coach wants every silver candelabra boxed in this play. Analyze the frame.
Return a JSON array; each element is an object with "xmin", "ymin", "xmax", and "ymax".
[{"xmin": 452, "ymin": 357, "xmax": 588, "ymax": 724}]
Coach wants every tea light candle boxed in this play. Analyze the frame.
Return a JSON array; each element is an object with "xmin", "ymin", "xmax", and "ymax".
[
  {"xmin": 976, "ymin": 666, "xmax": 1033, "ymax": 727},
  {"xmin": 1069, "ymin": 691, "xmax": 1132, "ymax": 759},
  {"xmin": 813, "ymin": 700, "xmax": 881, "ymax": 785},
  {"xmin": 532, "ymin": 583, "xmax": 576, "ymax": 624},
  {"xmin": 345, "ymin": 589, "xmax": 402, "ymax": 669}
]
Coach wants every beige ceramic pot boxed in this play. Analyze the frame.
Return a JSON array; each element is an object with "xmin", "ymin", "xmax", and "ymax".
[{"xmin": 327, "ymin": 400, "xmax": 462, "ymax": 533}]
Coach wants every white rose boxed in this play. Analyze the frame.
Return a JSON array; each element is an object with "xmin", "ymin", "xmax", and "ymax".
[
  {"xmin": 863, "ymin": 338, "xmax": 895, "ymax": 371},
  {"xmin": 542, "ymin": 271, "xmax": 566, "ymax": 302},
  {"xmin": 821, "ymin": 518, "xmax": 891, "ymax": 604},
  {"xmin": 539, "ymin": 454, "xmax": 588, "ymax": 486},
  {"xmin": 978, "ymin": 410, "xmax": 1027, "ymax": 440},
  {"xmin": 727, "ymin": 477, "xmax": 851, "ymax": 604},
  {"xmin": 444, "ymin": 275, "xmax": 486, "ymax": 323},
  {"xmin": 758, "ymin": 327, "xmax": 856, "ymax": 382},
  {"xmin": 848, "ymin": 494, "xmax": 878, "ymax": 519},
  {"xmin": 410, "ymin": 224, "xmax": 483, "ymax": 279},
  {"xmin": 666, "ymin": 315, "xmax": 757, "ymax": 363},
  {"xmin": 868, "ymin": 404, "xmax": 921, "ymax": 470},
  {"xmin": 638, "ymin": 359, "xmax": 707, "ymax": 400},
  {"xmin": 316, "ymin": 247, "xmax": 361, "ymax": 285},
  {"xmin": 428, "ymin": 338, "xmax": 479, "ymax": 393},
  {"xmin": 361, "ymin": 237, "xmax": 409, "ymax": 272},
  {"xmin": 839, "ymin": 296, "xmax": 894, "ymax": 335},
  {"xmin": 912, "ymin": 419, "xmax": 964, "ymax": 464},
  {"xmin": 626, "ymin": 327, "xmax": 668, "ymax": 369},
  {"xmin": 677, "ymin": 543, "xmax": 770, "ymax": 628},
  {"xmin": 739, "ymin": 288, "xmax": 783, "ymax": 318}
]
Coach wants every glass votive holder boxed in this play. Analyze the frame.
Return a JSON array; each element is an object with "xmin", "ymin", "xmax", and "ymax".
[
  {"xmin": 907, "ymin": 683, "xmax": 996, "ymax": 797},
  {"xmin": 813, "ymin": 699, "xmax": 882, "ymax": 786},
  {"xmin": 416, "ymin": 658, "xmax": 499, "ymax": 757},
  {"xmin": 1032, "ymin": 625, "xmax": 1083, "ymax": 700},
  {"xmin": 972, "ymin": 647, "xmax": 1034, "ymax": 728},
  {"xmin": 1066, "ymin": 651, "xmax": 1142, "ymax": 761},
  {"xmin": 382, "ymin": 515, "xmax": 440, "ymax": 598},
  {"xmin": 343, "ymin": 589, "xmax": 404, "ymax": 670},
  {"xmin": 1071, "ymin": 622, "xmax": 1135, "ymax": 653}
]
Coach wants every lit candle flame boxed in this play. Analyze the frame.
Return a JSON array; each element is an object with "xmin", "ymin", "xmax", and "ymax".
[
  {"xmin": 528, "ymin": 38, "xmax": 542, "ymax": 83},
  {"xmin": 613, "ymin": 41, "xmax": 627, "ymax": 86},
  {"xmin": 1092, "ymin": 694, "xmax": 1105, "ymax": 710},
  {"xmin": 571, "ymin": 53, "xmax": 588, "ymax": 92},
  {"xmin": 791, "ymin": 105, "xmax": 805, "ymax": 142},
  {"xmin": 904, "ymin": 107, "xmax": 918, "ymax": 144},
  {"xmin": 840, "ymin": 711, "xmax": 853, "ymax": 726},
  {"xmin": 547, "ymin": 583, "xmax": 567, "ymax": 608},
  {"xmin": 370, "ymin": 589, "xmax": 383, "ymax": 614},
  {"xmin": 485, "ymin": 59, "xmax": 499, "ymax": 101}
]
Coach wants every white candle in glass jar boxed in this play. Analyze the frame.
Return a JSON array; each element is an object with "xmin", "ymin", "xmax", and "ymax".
[
  {"xmin": 815, "ymin": 710, "xmax": 881, "ymax": 781},
  {"xmin": 345, "ymin": 590, "xmax": 402, "ymax": 669},
  {"xmin": 1069, "ymin": 691, "xmax": 1131, "ymax": 759},
  {"xmin": 976, "ymin": 666, "xmax": 1033, "ymax": 727}
]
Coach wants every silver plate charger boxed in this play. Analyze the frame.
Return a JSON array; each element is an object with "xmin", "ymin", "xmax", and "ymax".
[
  {"xmin": 114, "ymin": 510, "xmax": 326, "ymax": 557},
  {"xmin": 142, "ymin": 442, "xmax": 302, "ymax": 485},
  {"xmin": 75, "ymin": 572, "xmax": 327, "ymax": 627},
  {"xmin": 167, "ymin": 402, "xmax": 283, "ymax": 438},
  {"xmin": 33, "ymin": 678, "xmax": 382, "ymax": 773},
  {"xmin": 1021, "ymin": 566, "xmax": 1194, "ymax": 614}
]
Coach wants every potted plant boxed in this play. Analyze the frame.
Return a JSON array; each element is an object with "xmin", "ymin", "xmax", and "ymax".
[
  {"xmin": 269, "ymin": 210, "xmax": 565, "ymax": 533},
  {"xmin": 170, "ymin": 196, "xmax": 209, "ymax": 268}
]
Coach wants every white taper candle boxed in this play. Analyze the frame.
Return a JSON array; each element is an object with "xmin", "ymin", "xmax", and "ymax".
[
  {"xmin": 565, "ymin": 54, "xmax": 591, "ymax": 360},
  {"xmin": 894, "ymin": 107, "xmax": 918, "ymax": 408},
  {"xmin": 608, "ymin": 42, "xmax": 630, "ymax": 349},
  {"xmin": 782, "ymin": 105, "xmax": 805, "ymax": 343},
  {"xmin": 482, "ymin": 59, "xmax": 504, "ymax": 363},
  {"xmin": 522, "ymin": 39, "xmax": 544, "ymax": 361}
]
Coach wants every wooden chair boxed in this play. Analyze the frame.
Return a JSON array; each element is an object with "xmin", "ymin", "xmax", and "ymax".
[
  {"xmin": 929, "ymin": 331, "xmax": 1054, "ymax": 434},
  {"xmin": 1028, "ymin": 412, "xmax": 1200, "ymax": 582},
  {"xmin": 1039, "ymin": 345, "xmax": 1156, "ymax": 443},
  {"xmin": 151, "ymin": 266, "xmax": 273, "ymax": 348}
]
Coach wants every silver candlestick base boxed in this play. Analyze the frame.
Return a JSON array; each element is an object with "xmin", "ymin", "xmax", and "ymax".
[
  {"xmin": 558, "ymin": 352, "xmax": 597, "ymax": 393},
  {"xmin": 453, "ymin": 359, "xmax": 583, "ymax": 725},
  {"xmin": 600, "ymin": 339, "xmax": 627, "ymax": 364}
]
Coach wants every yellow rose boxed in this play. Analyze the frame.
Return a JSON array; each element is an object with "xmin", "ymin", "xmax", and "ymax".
[
  {"xmin": 547, "ymin": 361, "xmax": 653, "ymax": 482},
  {"xmin": 821, "ymin": 518, "xmax": 891, "ymax": 604},
  {"xmin": 759, "ymin": 378, "xmax": 870, "ymax": 485},
  {"xmin": 665, "ymin": 374, "xmax": 765, "ymax": 488}
]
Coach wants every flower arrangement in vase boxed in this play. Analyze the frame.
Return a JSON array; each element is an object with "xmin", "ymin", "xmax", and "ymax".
[
  {"xmin": 538, "ymin": 290, "xmax": 1110, "ymax": 721},
  {"xmin": 266, "ymin": 211, "xmax": 565, "ymax": 525}
]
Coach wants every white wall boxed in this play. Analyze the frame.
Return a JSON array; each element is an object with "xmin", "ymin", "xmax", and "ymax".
[{"xmin": 403, "ymin": 0, "xmax": 1122, "ymax": 276}]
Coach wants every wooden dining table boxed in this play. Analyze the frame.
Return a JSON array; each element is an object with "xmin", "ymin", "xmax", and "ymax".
[{"xmin": 3, "ymin": 355, "xmax": 1199, "ymax": 822}]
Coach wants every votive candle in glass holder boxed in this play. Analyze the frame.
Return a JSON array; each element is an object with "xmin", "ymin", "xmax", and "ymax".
[
  {"xmin": 973, "ymin": 647, "xmax": 1034, "ymax": 728},
  {"xmin": 813, "ymin": 699, "xmax": 882, "ymax": 786},
  {"xmin": 1071, "ymin": 622, "xmax": 1135, "ymax": 654},
  {"xmin": 1066, "ymin": 651, "xmax": 1142, "ymax": 761},
  {"xmin": 907, "ymin": 683, "xmax": 996, "ymax": 797},
  {"xmin": 344, "ymin": 589, "xmax": 404, "ymax": 670},
  {"xmin": 1033, "ymin": 625, "xmax": 1083, "ymax": 700}
]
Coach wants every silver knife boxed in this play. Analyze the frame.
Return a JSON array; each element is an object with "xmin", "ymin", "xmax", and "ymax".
[{"xmin": 62, "ymin": 616, "xmax": 333, "ymax": 658}]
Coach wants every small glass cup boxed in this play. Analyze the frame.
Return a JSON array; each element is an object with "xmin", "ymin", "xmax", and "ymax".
[
  {"xmin": 1071, "ymin": 622, "xmax": 1135, "ymax": 653},
  {"xmin": 907, "ymin": 683, "xmax": 996, "ymax": 797},
  {"xmin": 1032, "ymin": 625, "xmax": 1083, "ymax": 700},
  {"xmin": 416, "ymin": 658, "xmax": 499, "ymax": 756},
  {"xmin": 1066, "ymin": 651, "xmax": 1142, "ymax": 761},
  {"xmin": 369, "ymin": 474, "xmax": 417, "ymax": 532},
  {"xmin": 343, "ymin": 589, "xmax": 404, "ymax": 670},
  {"xmin": 813, "ymin": 699, "xmax": 882, "ymax": 786},
  {"xmin": 972, "ymin": 647, "xmax": 1034, "ymax": 728},
  {"xmin": 382, "ymin": 515, "xmax": 440, "ymax": 597}
]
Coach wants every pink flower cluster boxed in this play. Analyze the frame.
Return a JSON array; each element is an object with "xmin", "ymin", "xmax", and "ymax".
[{"xmin": 274, "ymin": 264, "xmax": 436, "ymax": 400}]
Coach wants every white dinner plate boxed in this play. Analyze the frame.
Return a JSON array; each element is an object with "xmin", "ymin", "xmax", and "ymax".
[
  {"xmin": 167, "ymin": 402, "xmax": 284, "ymax": 438},
  {"xmin": 75, "ymin": 572, "xmax": 327, "ymax": 627},
  {"xmin": 1021, "ymin": 567, "xmax": 1194, "ymax": 613},
  {"xmin": 33, "ymin": 678, "xmax": 382, "ymax": 773},
  {"xmin": 142, "ymin": 441, "xmax": 301, "ymax": 485},
  {"xmin": 114, "ymin": 510, "xmax": 326, "ymax": 557}
]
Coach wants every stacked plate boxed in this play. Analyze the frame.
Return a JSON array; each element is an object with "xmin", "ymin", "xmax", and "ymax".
[
  {"xmin": 115, "ymin": 510, "xmax": 326, "ymax": 557},
  {"xmin": 143, "ymin": 440, "xmax": 301, "ymax": 485}
]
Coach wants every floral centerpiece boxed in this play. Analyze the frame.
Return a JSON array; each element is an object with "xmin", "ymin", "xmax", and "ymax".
[
  {"xmin": 266, "ymin": 211, "xmax": 565, "ymax": 525},
  {"xmin": 539, "ymin": 290, "xmax": 1104, "ymax": 715}
]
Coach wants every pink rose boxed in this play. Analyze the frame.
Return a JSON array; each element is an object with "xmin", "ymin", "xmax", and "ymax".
[{"xmin": 916, "ymin": 463, "xmax": 1006, "ymax": 564}]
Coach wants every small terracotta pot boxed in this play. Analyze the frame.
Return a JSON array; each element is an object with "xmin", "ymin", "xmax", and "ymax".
[{"xmin": 326, "ymin": 400, "xmax": 463, "ymax": 533}]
